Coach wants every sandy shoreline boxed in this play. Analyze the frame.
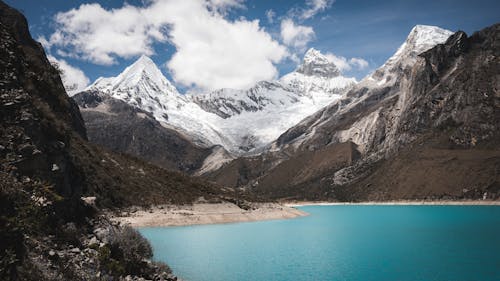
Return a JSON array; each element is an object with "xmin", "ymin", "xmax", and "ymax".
[
  {"xmin": 284, "ymin": 200, "xmax": 500, "ymax": 207},
  {"xmin": 111, "ymin": 200, "xmax": 499, "ymax": 228},
  {"xmin": 111, "ymin": 202, "xmax": 308, "ymax": 227}
]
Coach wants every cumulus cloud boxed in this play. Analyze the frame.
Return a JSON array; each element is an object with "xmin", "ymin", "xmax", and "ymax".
[
  {"xmin": 43, "ymin": 0, "xmax": 288, "ymax": 91},
  {"xmin": 324, "ymin": 53, "xmax": 369, "ymax": 72},
  {"xmin": 300, "ymin": 0, "xmax": 334, "ymax": 20},
  {"xmin": 155, "ymin": 1, "xmax": 287, "ymax": 90},
  {"xmin": 280, "ymin": 19, "xmax": 315, "ymax": 50},
  {"xmin": 48, "ymin": 55, "xmax": 90, "ymax": 96},
  {"xmin": 42, "ymin": 3, "xmax": 163, "ymax": 65}
]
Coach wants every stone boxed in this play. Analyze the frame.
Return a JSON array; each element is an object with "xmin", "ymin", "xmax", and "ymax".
[
  {"xmin": 51, "ymin": 164, "xmax": 59, "ymax": 171},
  {"xmin": 88, "ymin": 236, "xmax": 99, "ymax": 245},
  {"xmin": 81, "ymin": 196, "xmax": 97, "ymax": 206}
]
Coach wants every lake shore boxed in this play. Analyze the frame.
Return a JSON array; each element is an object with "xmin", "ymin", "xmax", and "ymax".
[
  {"xmin": 284, "ymin": 200, "xmax": 500, "ymax": 207},
  {"xmin": 111, "ymin": 202, "xmax": 308, "ymax": 227},
  {"xmin": 111, "ymin": 200, "xmax": 499, "ymax": 228}
]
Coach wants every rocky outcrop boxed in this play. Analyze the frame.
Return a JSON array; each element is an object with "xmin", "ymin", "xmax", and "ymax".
[{"xmin": 0, "ymin": 0, "xmax": 87, "ymax": 200}]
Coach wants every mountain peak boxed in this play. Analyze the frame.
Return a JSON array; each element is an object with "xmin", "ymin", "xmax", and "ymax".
[
  {"xmin": 296, "ymin": 48, "xmax": 341, "ymax": 78},
  {"xmin": 406, "ymin": 25, "xmax": 454, "ymax": 50},
  {"xmin": 118, "ymin": 55, "xmax": 165, "ymax": 86},
  {"xmin": 365, "ymin": 25, "xmax": 453, "ymax": 87},
  {"xmin": 379, "ymin": 25, "xmax": 453, "ymax": 72},
  {"xmin": 136, "ymin": 54, "xmax": 154, "ymax": 63},
  {"xmin": 302, "ymin": 48, "xmax": 322, "ymax": 61},
  {"xmin": 89, "ymin": 54, "xmax": 179, "ymax": 96},
  {"xmin": 389, "ymin": 25, "xmax": 454, "ymax": 62}
]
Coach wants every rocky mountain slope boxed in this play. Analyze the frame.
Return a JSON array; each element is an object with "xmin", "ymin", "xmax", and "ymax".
[
  {"xmin": 73, "ymin": 90, "xmax": 213, "ymax": 173},
  {"xmin": 208, "ymin": 24, "xmax": 500, "ymax": 201},
  {"xmin": 79, "ymin": 48, "xmax": 356, "ymax": 156},
  {"xmin": 0, "ymin": 2, "xmax": 243, "ymax": 279}
]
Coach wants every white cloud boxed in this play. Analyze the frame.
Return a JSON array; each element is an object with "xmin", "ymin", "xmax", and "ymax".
[
  {"xmin": 48, "ymin": 55, "xmax": 90, "ymax": 96},
  {"xmin": 324, "ymin": 53, "xmax": 369, "ymax": 72},
  {"xmin": 300, "ymin": 0, "xmax": 334, "ymax": 20},
  {"xmin": 43, "ymin": 0, "xmax": 288, "ymax": 91},
  {"xmin": 206, "ymin": 0, "xmax": 245, "ymax": 14},
  {"xmin": 207, "ymin": 0, "xmax": 244, "ymax": 8},
  {"xmin": 280, "ymin": 19, "xmax": 315, "ymax": 50},
  {"xmin": 42, "ymin": 3, "xmax": 162, "ymax": 65},
  {"xmin": 265, "ymin": 9, "xmax": 276, "ymax": 23},
  {"xmin": 153, "ymin": 0, "xmax": 287, "ymax": 90},
  {"xmin": 349, "ymin": 57, "xmax": 369, "ymax": 69}
]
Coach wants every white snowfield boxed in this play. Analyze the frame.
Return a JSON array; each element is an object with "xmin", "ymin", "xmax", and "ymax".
[{"xmin": 86, "ymin": 48, "xmax": 357, "ymax": 154}]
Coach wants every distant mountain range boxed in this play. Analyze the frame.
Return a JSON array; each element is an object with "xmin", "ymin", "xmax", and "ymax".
[
  {"xmin": 72, "ymin": 20, "xmax": 500, "ymax": 201},
  {"xmin": 74, "ymin": 47, "xmax": 357, "ymax": 154}
]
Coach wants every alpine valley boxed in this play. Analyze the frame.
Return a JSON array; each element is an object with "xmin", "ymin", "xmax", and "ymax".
[
  {"xmin": 1, "ymin": 0, "xmax": 499, "ymax": 280},
  {"xmin": 74, "ymin": 23, "xmax": 500, "ymax": 201}
]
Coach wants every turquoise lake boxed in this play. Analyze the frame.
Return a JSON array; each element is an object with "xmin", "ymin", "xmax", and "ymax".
[{"xmin": 139, "ymin": 205, "xmax": 500, "ymax": 281}]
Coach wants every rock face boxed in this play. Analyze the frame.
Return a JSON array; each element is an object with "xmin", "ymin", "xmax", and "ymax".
[
  {"xmin": 0, "ymin": 0, "xmax": 87, "ymax": 199},
  {"xmin": 208, "ymin": 24, "xmax": 500, "ymax": 201},
  {"xmin": 80, "ymin": 48, "xmax": 356, "ymax": 155}
]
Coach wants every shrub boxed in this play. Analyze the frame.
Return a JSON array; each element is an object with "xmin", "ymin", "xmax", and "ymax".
[
  {"xmin": 98, "ymin": 245, "xmax": 126, "ymax": 277},
  {"xmin": 106, "ymin": 226, "xmax": 153, "ymax": 275}
]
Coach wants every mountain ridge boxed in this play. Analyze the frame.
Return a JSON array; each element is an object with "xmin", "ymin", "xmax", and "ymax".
[{"xmin": 74, "ymin": 24, "xmax": 459, "ymax": 175}]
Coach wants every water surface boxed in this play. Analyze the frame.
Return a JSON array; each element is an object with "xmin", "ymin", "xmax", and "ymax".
[{"xmin": 140, "ymin": 205, "xmax": 500, "ymax": 281}]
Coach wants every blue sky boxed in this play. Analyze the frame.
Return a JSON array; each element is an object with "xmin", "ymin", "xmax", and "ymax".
[{"xmin": 5, "ymin": 0, "xmax": 500, "ymax": 94}]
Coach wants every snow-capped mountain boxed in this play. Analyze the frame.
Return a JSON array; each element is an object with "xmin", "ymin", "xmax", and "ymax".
[
  {"xmin": 280, "ymin": 48, "xmax": 357, "ymax": 102},
  {"xmin": 295, "ymin": 48, "xmax": 341, "ymax": 77},
  {"xmin": 86, "ymin": 56, "xmax": 233, "ymax": 149},
  {"xmin": 91, "ymin": 55, "xmax": 179, "ymax": 99},
  {"xmin": 85, "ymin": 49, "xmax": 356, "ymax": 154},
  {"xmin": 81, "ymin": 24, "xmax": 454, "ymax": 159},
  {"xmin": 274, "ymin": 25, "xmax": 454, "ymax": 155}
]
